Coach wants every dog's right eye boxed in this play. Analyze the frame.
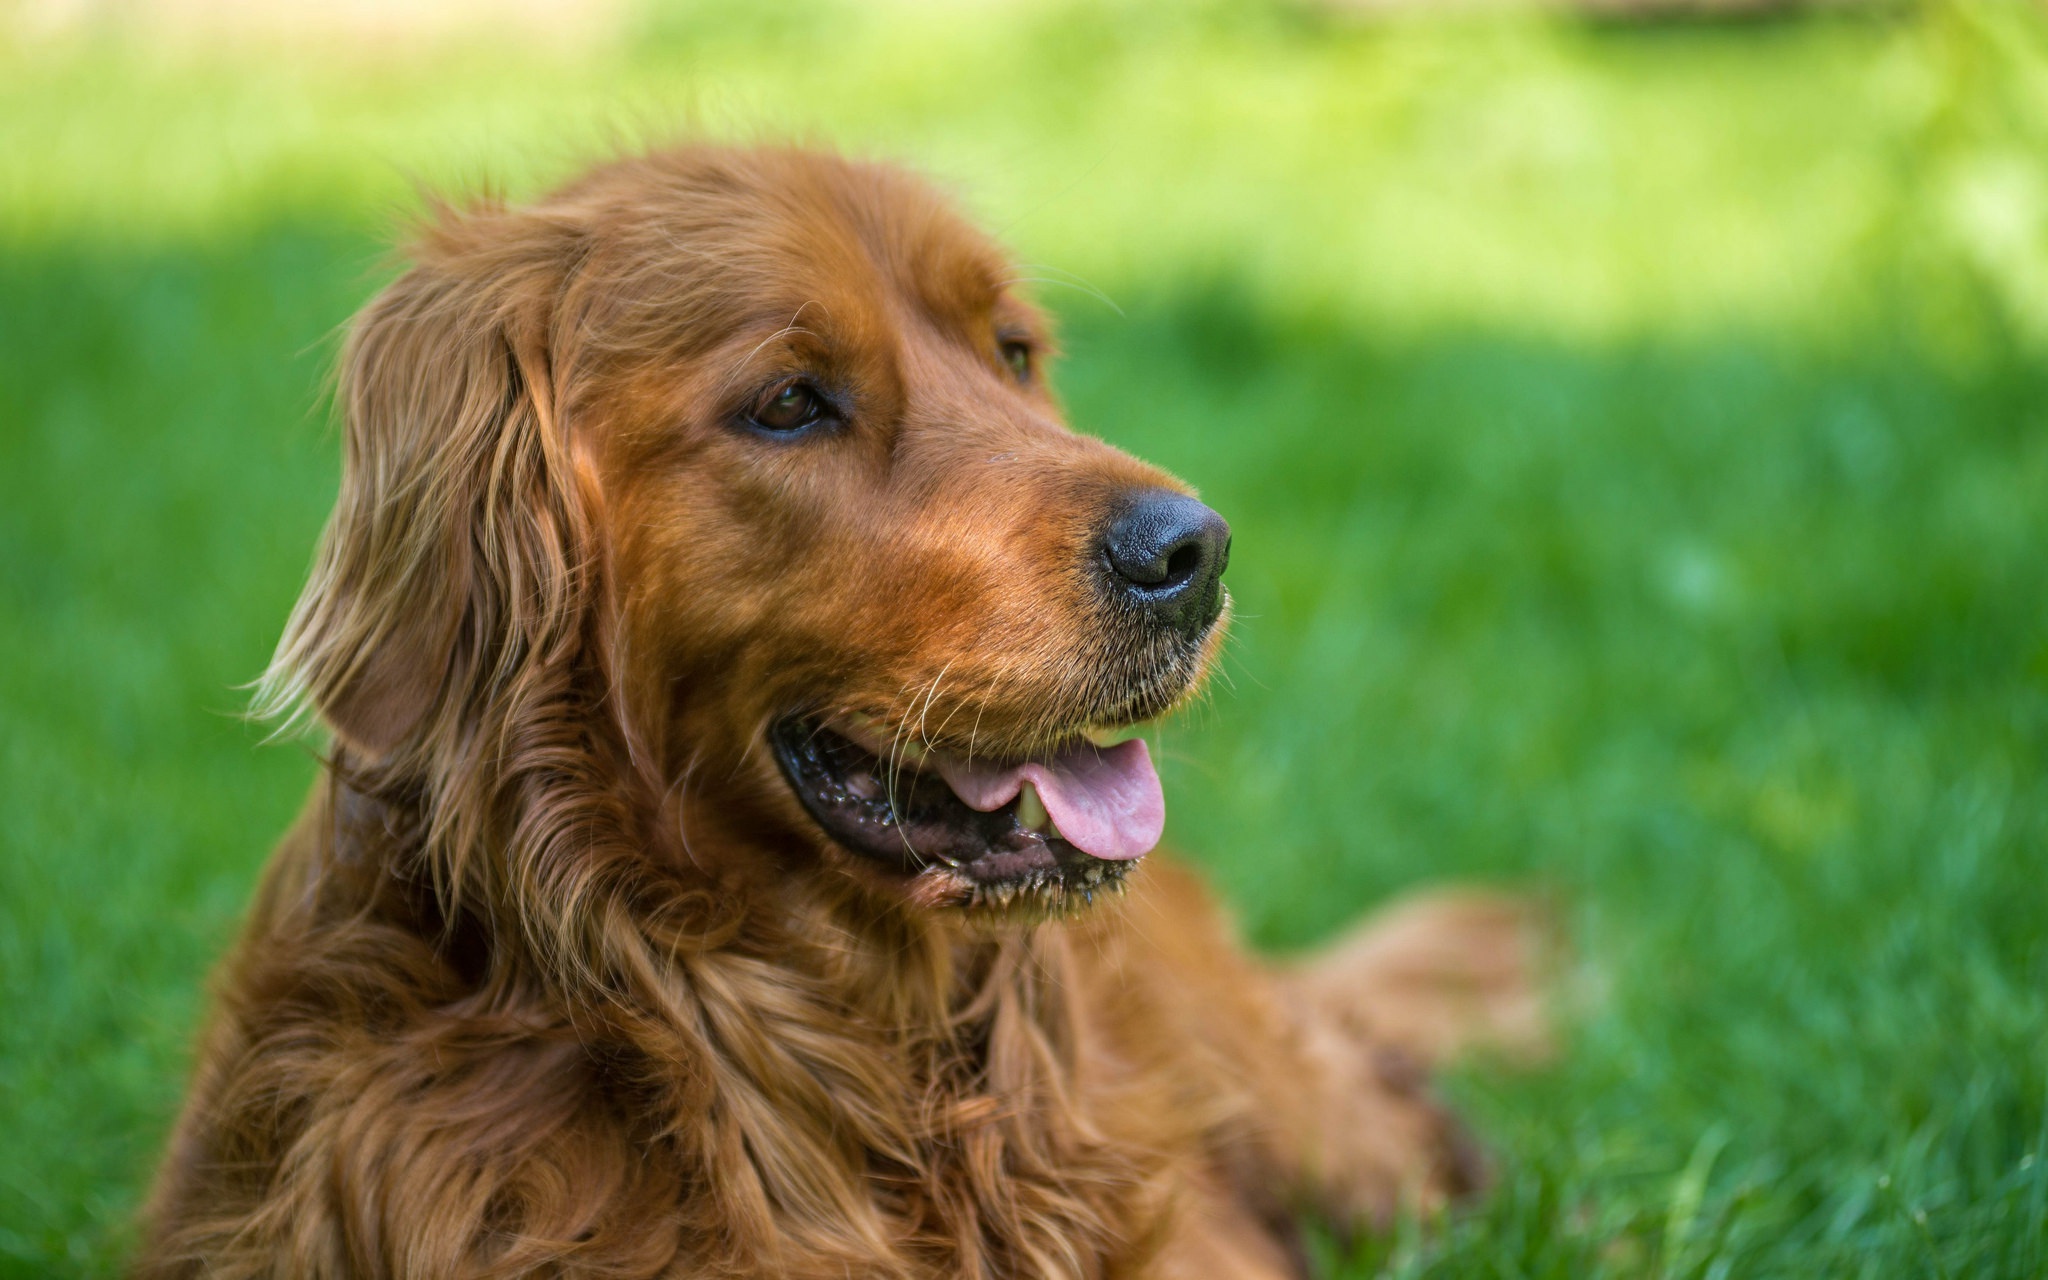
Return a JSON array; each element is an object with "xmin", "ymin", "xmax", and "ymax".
[{"xmin": 749, "ymin": 380, "xmax": 829, "ymax": 434}]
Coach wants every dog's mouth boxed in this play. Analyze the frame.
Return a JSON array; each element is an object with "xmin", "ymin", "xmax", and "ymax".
[{"xmin": 768, "ymin": 714, "xmax": 1163, "ymax": 911}]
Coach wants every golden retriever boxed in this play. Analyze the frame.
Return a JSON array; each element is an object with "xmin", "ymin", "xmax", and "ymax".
[{"xmin": 138, "ymin": 145, "xmax": 1540, "ymax": 1279}]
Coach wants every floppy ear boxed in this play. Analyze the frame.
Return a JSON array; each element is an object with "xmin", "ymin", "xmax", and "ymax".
[{"xmin": 261, "ymin": 213, "xmax": 586, "ymax": 761}]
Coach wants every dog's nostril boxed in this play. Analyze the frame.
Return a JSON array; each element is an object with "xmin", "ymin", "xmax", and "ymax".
[
  {"xmin": 1100, "ymin": 490, "xmax": 1231, "ymax": 639},
  {"xmin": 1162, "ymin": 542, "xmax": 1203, "ymax": 589}
]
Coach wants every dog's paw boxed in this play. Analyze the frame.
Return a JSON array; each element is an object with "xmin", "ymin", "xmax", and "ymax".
[
  {"xmin": 1288, "ymin": 1015, "xmax": 1491, "ymax": 1229},
  {"xmin": 1285, "ymin": 889, "xmax": 1554, "ymax": 1072}
]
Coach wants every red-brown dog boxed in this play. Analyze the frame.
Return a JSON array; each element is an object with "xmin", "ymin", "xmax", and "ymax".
[{"xmin": 139, "ymin": 145, "xmax": 1539, "ymax": 1279}]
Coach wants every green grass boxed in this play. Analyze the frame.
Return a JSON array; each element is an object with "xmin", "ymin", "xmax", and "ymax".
[{"xmin": 4, "ymin": 2, "xmax": 2048, "ymax": 1275}]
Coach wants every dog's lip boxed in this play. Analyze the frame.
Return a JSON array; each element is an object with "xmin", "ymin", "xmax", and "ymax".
[
  {"xmin": 836, "ymin": 713, "xmax": 1146, "ymax": 761},
  {"xmin": 766, "ymin": 714, "xmax": 1145, "ymax": 909},
  {"xmin": 827, "ymin": 715, "xmax": 1162, "ymax": 862}
]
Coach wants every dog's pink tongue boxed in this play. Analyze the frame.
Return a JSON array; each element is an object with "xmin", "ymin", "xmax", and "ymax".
[{"xmin": 937, "ymin": 739, "xmax": 1164, "ymax": 861}]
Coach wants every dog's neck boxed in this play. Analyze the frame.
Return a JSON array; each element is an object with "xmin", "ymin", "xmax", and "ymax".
[{"xmin": 318, "ymin": 764, "xmax": 1162, "ymax": 1273}]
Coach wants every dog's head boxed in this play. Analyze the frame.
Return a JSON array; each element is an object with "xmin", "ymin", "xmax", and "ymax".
[{"xmin": 266, "ymin": 147, "xmax": 1229, "ymax": 920}]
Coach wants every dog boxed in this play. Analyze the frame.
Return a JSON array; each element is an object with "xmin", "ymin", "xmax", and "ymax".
[{"xmin": 138, "ymin": 145, "xmax": 1541, "ymax": 1279}]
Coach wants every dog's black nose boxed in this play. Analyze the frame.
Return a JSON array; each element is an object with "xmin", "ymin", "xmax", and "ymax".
[{"xmin": 1101, "ymin": 490, "xmax": 1231, "ymax": 638}]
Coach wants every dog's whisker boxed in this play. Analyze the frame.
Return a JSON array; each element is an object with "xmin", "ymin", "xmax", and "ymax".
[
  {"xmin": 999, "ymin": 273, "xmax": 1125, "ymax": 317},
  {"xmin": 707, "ymin": 300, "xmax": 828, "ymax": 403}
]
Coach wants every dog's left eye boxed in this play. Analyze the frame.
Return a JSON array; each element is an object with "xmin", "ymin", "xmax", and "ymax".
[
  {"xmin": 999, "ymin": 339, "xmax": 1032, "ymax": 383},
  {"xmin": 750, "ymin": 380, "xmax": 829, "ymax": 433}
]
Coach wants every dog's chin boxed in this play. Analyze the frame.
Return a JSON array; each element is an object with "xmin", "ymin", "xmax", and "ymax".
[{"xmin": 767, "ymin": 715, "xmax": 1149, "ymax": 917}]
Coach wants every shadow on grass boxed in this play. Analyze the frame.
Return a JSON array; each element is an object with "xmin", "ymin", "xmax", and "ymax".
[{"xmin": 2, "ymin": 233, "xmax": 2044, "ymax": 1276}]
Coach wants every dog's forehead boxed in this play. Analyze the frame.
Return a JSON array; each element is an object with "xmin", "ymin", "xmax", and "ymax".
[{"xmin": 587, "ymin": 149, "xmax": 1015, "ymax": 338}]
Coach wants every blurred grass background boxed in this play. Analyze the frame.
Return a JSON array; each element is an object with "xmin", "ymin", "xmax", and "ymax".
[{"xmin": 4, "ymin": 0, "xmax": 2048, "ymax": 1275}]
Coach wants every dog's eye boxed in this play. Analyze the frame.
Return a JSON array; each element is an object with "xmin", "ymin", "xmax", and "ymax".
[
  {"xmin": 999, "ymin": 339, "xmax": 1033, "ymax": 383},
  {"xmin": 750, "ymin": 381, "xmax": 827, "ymax": 433}
]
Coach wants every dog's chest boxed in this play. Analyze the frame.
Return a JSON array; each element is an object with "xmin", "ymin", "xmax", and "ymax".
[{"xmin": 644, "ymin": 938, "xmax": 1178, "ymax": 1279}]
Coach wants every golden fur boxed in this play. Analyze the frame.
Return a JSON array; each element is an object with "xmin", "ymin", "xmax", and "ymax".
[{"xmin": 138, "ymin": 145, "xmax": 1540, "ymax": 1279}]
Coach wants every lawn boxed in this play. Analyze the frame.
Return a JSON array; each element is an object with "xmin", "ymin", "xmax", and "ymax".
[{"xmin": 3, "ymin": 2, "xmax": 2047, "ymax": 1275}]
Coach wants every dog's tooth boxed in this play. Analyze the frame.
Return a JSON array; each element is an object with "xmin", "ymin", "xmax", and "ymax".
[{"xmin": 1016, "ymin": 782, "xmax": 1050, "ymax": 834}]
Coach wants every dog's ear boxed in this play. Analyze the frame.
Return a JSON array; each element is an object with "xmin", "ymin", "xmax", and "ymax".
[{"xmin": 261, "ymin": 209, "xmax": 588, "ymax": 761}]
